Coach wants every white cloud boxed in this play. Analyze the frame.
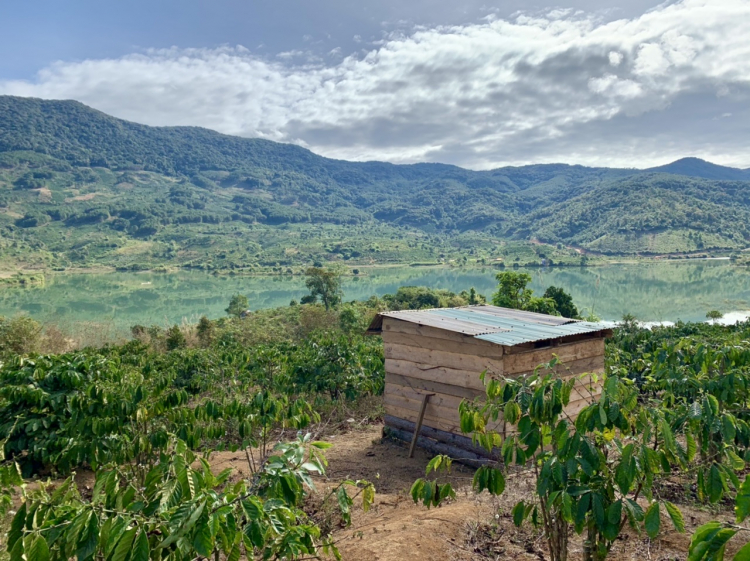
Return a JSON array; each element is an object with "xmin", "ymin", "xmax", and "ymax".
[
  {"xmin": 608, "ymin": 51, "xmax": 623, "ymax": 66},
  {"xmin": 2, "ymin": 0, "xmax": 750, "ymax": 169}
]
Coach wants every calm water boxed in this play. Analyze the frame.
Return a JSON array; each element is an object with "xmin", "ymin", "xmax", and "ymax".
[{"xmin": 1, "ymin": 261, "xmax": 749, "ymax": 334}]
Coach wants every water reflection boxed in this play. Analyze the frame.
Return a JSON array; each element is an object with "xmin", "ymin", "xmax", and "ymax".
[{"xmin": 0, "ymin": 261, "xmax": 748, "ymax": 333}]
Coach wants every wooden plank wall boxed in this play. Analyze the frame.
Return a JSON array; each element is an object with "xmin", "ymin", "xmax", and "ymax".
[{"xmin": 381, "ymin": 317, "xmax": 605, "ymax": 441}]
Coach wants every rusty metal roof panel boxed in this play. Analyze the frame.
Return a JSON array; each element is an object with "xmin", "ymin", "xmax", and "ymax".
[{"xmin": 368, "ymin": 305, "xmax": 610, "ymax": 346}]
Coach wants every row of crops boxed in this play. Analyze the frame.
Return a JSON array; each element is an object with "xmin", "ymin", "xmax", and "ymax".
[
  {"xmin": 0, "ymin": 330, "xmax": 383, "ymax": 561},
  {"xmin": 413, "ymin": 318, "xmax": 750, "ymax": 561},
  {"xmin": 1, "ymin": 312, "xmax": 750, "ymax": 560}
]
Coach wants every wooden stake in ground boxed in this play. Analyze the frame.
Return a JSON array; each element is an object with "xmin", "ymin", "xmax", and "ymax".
[{"xmin": 409, "ymin": 392, "xmax": 435, "ymax": 458}]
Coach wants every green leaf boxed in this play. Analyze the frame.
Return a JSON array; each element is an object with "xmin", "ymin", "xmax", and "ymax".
[
  {"xmin": 723, "ymin": 415, "xmax": 737, "ymax": 443},
  {"xmin": 592, "ymin": 493, "xmax": 605, "ymax": 529},
  {"xmin": 244, "ymin": 520, "xmax": 264, "ymax": 549},
  {"xmin": 615, "ymin": 446, "xmax": 634, "ymax": 494},
  {"xmin": 512, "ymin": 501, "xmax": 526, "ymax": 527},
  {"xmin": 561, "ymin": 492, "xmax": 573, "ymax": 522},
  {"xmin": 8, "ymin": 502, "xmax": 26, "ymax": 551},
  {"xmin": 226, "ymin": 535, "xmax": 241, "ymax": 561},
  {"xmin": 193, "ymin": 521, "xmax": 213, "ymax": 557},
  {"xmin": 76, "ymin": 513, "xmax": 99, "ymax": 561},
  {"xmin": 472, "ymin": 466, "xmax": 505, "ymax": 496},
  {"xmin": 575, "ymin": 492, "xmax": 591, "ymax": 529},
  {"xmin": 686, "ymin": 432, "xmax": 697, "ymax": 462},
  {"xmin": 688, "ymin": 522, "xmax": 724, "ymax": 561},
  {"xmin": 645, "ymin": 503, "xmax": 661, "ymax": 539},
  {"xmin": 111, "ymin": 527, "xmax": 137, "ymax": 561},
  {"xmin": 727, "ymin": 450, "xmax": 746, "ymax": 471},
  {"xmin": 9, "ymin": 538, "xmax": 23, "ymax": 561},
  {"xmin": 27, "ymin": 536, "xmax": 50, "ymax": 561},
  {"xmin": 337, "ymin": 485, "xmax": 353, "ymax": 523},
  {"xmin": 425, "ymin": 455, "xmax": 443, "ymax": 475},
  {"xmin": 709, "ymin": 464, "xmax": 727, "ymax": 504},
  {"xmin": 733, "ymin": 542, "xmax": 750, "ymax": 561},
  {"xmin": 607, "ymin": 500, "xmax": 623, "ymax": 525},
  {"xmin": 664, "ymin": 501, "xmax": 685, "ymax": 533},
  {"xmin": 735, "ymin": 476, "xmax": 750, "ymax": 523},
  {"xmin": 132, "ymin": 531, "xmax": 149, "ymax": 561}
]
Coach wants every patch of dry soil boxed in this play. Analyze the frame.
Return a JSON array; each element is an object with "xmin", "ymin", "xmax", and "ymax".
[{"xmin": 211, "ymin": 424, "xmax": 740, "ymax": 561}]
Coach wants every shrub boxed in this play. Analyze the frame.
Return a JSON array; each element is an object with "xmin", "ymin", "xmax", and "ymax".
[
  {"xmin": 226, "ymin": 294, "xmax": 249, "ymax": 317},
  {"xmin": 165, "ymin": 324, "xmax": 186, "ymax": 350},
  {"xmin": 0, "ymin": 315, "xmax": 43, "ymax": 355}
]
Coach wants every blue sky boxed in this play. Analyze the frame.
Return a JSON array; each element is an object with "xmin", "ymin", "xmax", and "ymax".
[{"xmin": 2, "ymin": 0, "xmax": 749, "ymax": 169}]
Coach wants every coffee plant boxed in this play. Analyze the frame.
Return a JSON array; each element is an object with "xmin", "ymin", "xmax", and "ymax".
[
  {"xmin": 5, "ymin": 435, "xmax": 374, "ymax": 561},
  {"xmin": 412, "ymin": 361, "xmax": 686, "ymax": 561},
  {"xmin": 687, "ymin": 475, "xmax": 750, "ymax": 560}
]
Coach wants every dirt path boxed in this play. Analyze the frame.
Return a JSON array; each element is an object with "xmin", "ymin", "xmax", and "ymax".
[{"xmin": 211, "ymin": 423, "xmax": 740, "ymax": 561}]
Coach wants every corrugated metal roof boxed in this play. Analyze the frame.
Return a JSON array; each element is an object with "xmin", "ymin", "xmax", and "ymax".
[{"xmin": 367, "ymin": 305, "xmax": 611, "ymax": 347}]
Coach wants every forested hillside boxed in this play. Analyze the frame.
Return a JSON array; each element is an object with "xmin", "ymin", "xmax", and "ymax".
[{"xmin": 1, "ymin": 95, "xmax": 749, "ymax": 270}]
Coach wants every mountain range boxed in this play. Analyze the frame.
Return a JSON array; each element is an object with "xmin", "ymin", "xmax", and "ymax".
[{"xmin": 1, "ymin": 95, "xmax": 749, "ymax": 271}]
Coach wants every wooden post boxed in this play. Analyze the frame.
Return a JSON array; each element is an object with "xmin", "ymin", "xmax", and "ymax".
[{"xmin": 409, "ymin": 392, "xmax": 435, "ymax": 458}]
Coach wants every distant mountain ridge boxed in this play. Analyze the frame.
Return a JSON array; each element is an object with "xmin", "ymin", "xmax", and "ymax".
[
  {"xmin": 2, "ymin": 96, "xmax": 745, "ymax": 183},
  {"xmin": 645, "ymin": 157, "xmax": 750, "ymax": 181},
  {"xmin": 0, "ymin": 95, "xmax": 749, "ymax": 268}
]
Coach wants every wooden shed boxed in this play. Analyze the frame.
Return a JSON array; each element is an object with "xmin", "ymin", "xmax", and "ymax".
[{"xmin": 365, "ymin": 305, "xmax": 612, "ymax": 461}]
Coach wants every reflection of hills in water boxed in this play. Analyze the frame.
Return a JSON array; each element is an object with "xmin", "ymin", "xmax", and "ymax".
[{"xmin": 0, "ymin": 262, "xmax": 749, "ymax": 332}]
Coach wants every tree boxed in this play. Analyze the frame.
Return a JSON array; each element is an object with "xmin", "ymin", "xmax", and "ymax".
[
  {"xmin": 706, "ymin": 310, "xmax": 723, "ymax": 323},
  {"xmin": 544, "ymin": 286, "xmax": 581, "ymax": 319},
  {"xmin": 459, "ymin": 287, "xmax": 486, "ymax": 305},
  {"xmin": 225, "ymin": 294, "xmax": 249, "ymax": 317},
  {"xmin": 165, "ymin": 325, "xmax": 186, "ymax": 350},
  {"xmin": 304, "ymin": 267, "xmax": 343, "ymax": 310},
  {"xmin": 196, "ymin": 316, "xmax": 214, "ymax": 346},
  {"xmin": 339, "ymin": 305, "xmax": 362, "ymax": 334},
  {"xmin": 492, "ymin": 271, "xmax": 532, "ymax": 309},
  {"xmin": 492, "ymin": 271, "xmax": 556, "ymax": 314}
]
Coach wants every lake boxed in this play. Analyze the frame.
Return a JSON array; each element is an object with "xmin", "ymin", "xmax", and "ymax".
[{"xmin": 1, "ymin": 261, "xmax": 749, "ymax": 335}]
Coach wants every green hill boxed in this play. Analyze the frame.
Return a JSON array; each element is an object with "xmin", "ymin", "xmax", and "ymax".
[
  {"xmin": 645, "ymin": 157, "xmax": 750, "ymax": 181},
  {"xmin": 0, "ymin": 95, "xmax": 748, "ymax": 271}
]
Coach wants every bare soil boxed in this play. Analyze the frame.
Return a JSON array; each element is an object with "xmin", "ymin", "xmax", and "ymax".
[
  {"xmin": 9, "ymin": 421, "xmax": 740, "ymax": 561},
  {"xmin": 210, "ymin": 422, "xmax": 741, "ymax": 561}
]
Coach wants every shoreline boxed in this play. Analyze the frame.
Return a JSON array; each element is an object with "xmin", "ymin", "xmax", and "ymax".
[{"xmin": 0, "ymin": 253, "xmax": 743, "ymax": 280}]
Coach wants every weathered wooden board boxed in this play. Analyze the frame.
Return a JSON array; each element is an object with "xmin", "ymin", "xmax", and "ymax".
[
  {"xmin": 385, "ymin": 373, "xmax": 486, "ymax": 401},
  {"xmin": 385, "ymin": 383, "xmax": 468, "ymax": 411},
  {"xmin": 511, "ymin": 355, "xmax": 605, "ymax": 380},
  {"xmin": 563, "ymin": 395, "xmax": 597, "ymax": 420},
  {"xmin": 382, "ymin": 426, "xmax": 489, "ymax": 465},
  {"xmin": 383, "ymin": 390, "xmax": 465, "ymax": 422},
  {"xmin": 386, "ymin": 375, "xmax": 600, "ymax": 414},
  {"xmin": 384, "ymin": 342, "xmax": 504, "ymax": 375},
  {"xmin": 503, "ymin": 340, "xmax": 604, "ymax": 374},
  {"xmin": 384, "ymin": 403, "xmax": 465, "ymax": 434},
  {"xmin": 385, "ymin": 358, "xmax": 487, "ymax": 390},
  {"xmin": 382, "ymin": 318, "xmax": 502, "ymax": 349},
  {"xmin": 384, "ymin": 415, "xmax": 497, "ymax": 458},
  {"xmin": 384, "ymin": 391, "xmax": 506, "ymax": 433},
  {"xmin": 382, "ymin": 331, "xmax": 504, "ymax": 358}
]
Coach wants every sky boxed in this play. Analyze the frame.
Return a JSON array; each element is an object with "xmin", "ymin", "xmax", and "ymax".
[{"xmin": 1, "ymin": 0, "xmax": 749, "ymax": 170}]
